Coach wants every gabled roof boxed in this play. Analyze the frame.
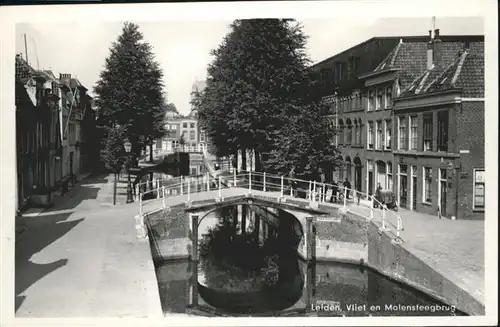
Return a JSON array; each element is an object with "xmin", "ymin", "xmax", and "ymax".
[
  {"xmin": 365, "ymin": 38, "xmax": 483, "ymax": 91},
  {"xmin": 400, "ymin": 50, "xmax": 484, "ymax": 98}
]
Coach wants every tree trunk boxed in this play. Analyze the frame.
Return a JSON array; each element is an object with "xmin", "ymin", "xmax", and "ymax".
[
  {"xmin": 149, "ymin": 143, "xmax": 153, "ymax": 162},
  {"xmin": 113, "ymin": 172, "xmax": 117, "ymax": 205},
  {"xmin": 241, "ymin": 149, "xmax": 247, "ymax": 171},
  {"xmin": 255, "ymin": 150, "xmax": 262, "ymax": 172}
]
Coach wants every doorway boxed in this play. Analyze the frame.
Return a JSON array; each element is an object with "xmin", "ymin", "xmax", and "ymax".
[
  {"xmin": 411, "ymin": 165, "xmax": 417, "ymax": 211},
  {"xmin": 368, "ymin": 171, "xmax": 374, "ymax": 195},
  {"xmin": 355, "ymin": 165, "xmax": 362, "ymax": 192},
  {"xmin": 69, "ymin": 152, "xmax": 74, "ymax": 177},
  {"xmin": 439, "ymin": 168, "xmax": 448, "ymax": 217},
  {"xmin": 399, "ymin": 164, "xmax": 408, "ymax": 209}
]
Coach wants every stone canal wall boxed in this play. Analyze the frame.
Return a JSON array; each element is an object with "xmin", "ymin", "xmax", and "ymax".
[
  {"xmin": 310, "ymin": 206, "xmax": 484, "ymax": 316},
  {"xmin": 145, "ymin": 201, "xmax": 483, "ymax": 315}
]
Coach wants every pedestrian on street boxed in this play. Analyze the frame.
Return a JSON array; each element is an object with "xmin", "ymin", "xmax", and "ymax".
[{"xmin": 343, "ymin": 177, "xmax": 351, "ymax": 199}]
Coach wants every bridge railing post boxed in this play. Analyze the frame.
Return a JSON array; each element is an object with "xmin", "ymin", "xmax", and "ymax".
[
  {"xmin": 380, "ymin": 205, "xmax": 389, "ymax": 231},
  {"xmin": 162, "ymin": 186, "xmax": 166, "ymax": 209},
  {"xmin": 180, "ymin": 176, "xmax": 184, "ymax": 195},
  {"xmin": 308, "ymin": 181, "xmax": 312, "ymax": 201},
  {"xmin": 369, "ymin": 195, "xmax": 374, "ymax": 219},
  {"xmin": 157, "ymin": 181, "xmax": 160, "ymax": 199},
  {"xmin": 206, "ymin": 172, "xmax": 210, "ymax": 191},
  {"xmin": 135, "ymin": 185, "xmax": 139, "ymax": 202},
  {"xmin": 233, "ymin": 169, "xmax": 237, "ymax": 187},
  {"xmin": 248, "ymin": 171, "xmax": 252, "ymax": 194},
  {"xmin": 290, "ymin": 178, "xmax": 294, "ymax": 197},
  {"xmin": 313, "ymin": 181, "xmax": 317, "ymax": 203},
  {"xmin": 322, "ymin": 183, "xmax": 326, "ymax": 202},
  {"xmin": 139, "ymin": 195, "xmax": 143, "ymax": 216},
  {"xmin": 343, "ymin": 186, "xmax": 347, "ymax": 208},
  {"xmin": 280, "ymin": 175, "xmax": 284, "ymax": 198},
  {"xmin": 392, "ymin": 216, "xmax": 403, "ymax": 244},
  {"xmin": 263, "ymin": 172, "xmax": 266, "ymax": 192},
  {"xmin": 187, "ymin": 177, "xmax": 191, "ymax": 202},
  {"xmin": 218, "ymin": 176, "xmax": 222, "ymax": 199}
]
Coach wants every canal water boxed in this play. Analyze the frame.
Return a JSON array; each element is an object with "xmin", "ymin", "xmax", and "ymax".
[{"xmin": 151, "ymin": 205, "xmax": 464, "ymax": 317}]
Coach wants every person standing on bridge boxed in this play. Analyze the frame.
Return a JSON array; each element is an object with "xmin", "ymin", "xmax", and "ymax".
[
  {"xmin": 319, "ymin": 168, "xmax": 327, "ymax": 201},
  {"xmin": 289, "ymin": 167, "xmax": 297, "ymax": 197},
  {"xmin": 343, "ymin": 177, "xmax": 351, "ymax": 199}
]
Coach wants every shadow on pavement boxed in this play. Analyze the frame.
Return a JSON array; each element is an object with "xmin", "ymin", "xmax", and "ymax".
[
  {"xmin": 42, "ymin": 174, "xmax": 110, "ymax": 213},
  {"xmin": 15, "ymin": 211, "xmax": 85, "ymax": 312},
  {"xmin": 15, "ymin": 295, "xmax": 25, "ymax": 312}
]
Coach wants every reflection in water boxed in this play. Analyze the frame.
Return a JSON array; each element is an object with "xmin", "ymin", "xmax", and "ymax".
[{"xmin": 154, "ymin": 205, "xmax": 464, "ymax": 317}]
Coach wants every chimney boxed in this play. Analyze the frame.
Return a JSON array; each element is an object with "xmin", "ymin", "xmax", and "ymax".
[
  {"xmin": 59, "ymin": 73, "xmax": 71, "ymax": 80},
  {"xmin": 432, "ymin": 28, "xmax": 443, "ymax": 66},
  {"xmin": 427, "ymin": 30, "xmax": 433, "ymax": 70}
]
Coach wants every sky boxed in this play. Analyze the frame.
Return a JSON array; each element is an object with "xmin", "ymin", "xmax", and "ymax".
[{"xmin": 15, "ymin": 17, "xmax": 483, "ymax": 116}]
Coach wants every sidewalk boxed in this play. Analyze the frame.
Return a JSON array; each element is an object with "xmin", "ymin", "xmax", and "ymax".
[{"xmin": 15, "ymin": 174, "xmax": 163, "ymax": 317}]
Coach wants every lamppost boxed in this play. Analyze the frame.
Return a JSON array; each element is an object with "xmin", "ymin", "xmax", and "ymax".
[{"xmin": 124, "ymin": 140, "xmax": 134, "ymax": 203}]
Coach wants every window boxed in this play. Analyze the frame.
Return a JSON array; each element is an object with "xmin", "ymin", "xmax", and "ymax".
[
  {"xmin": 190, "ymin": 123, "xmax": 195, "ymax": 128},
  {"xmin": 69, "ymin": 123, "xmax": 76, "ymax": 144},
  {"xmin": 423, "ymin": 167, "xmax": 432, "ymax": 203},
  {"xmin": 338, "ymin": 121, "xmax": 344, "ymax": 144},
  {"xmin": 377, "ymin": 89, "xmax": 384, "ymax": 109},
  {"xmin": 410, "ymin": 116, "xmax": 418, "ymax": 150},
  {"xmin": 387, "ymin": 162, "xmax": 393, "ymax": 190},
  {"xmin": 183, "ymin": 122, "xmax": 188, "ymax": 128},
  {"xmin": 398, "ymin": 117, "xmax": 407, "ymax": 150},
  {"xmin": 385, "ymin": 86, "xmax": 392, "ymax": 108},
  {"xmin": 376, "ymin": 121, "xmax": 383, "ymax": 149},
  {"xmin": 356, "ymin": 122, "xmax": 362, "ymax": 145},
  {"xmin": 473, "ymin": 169, "xmax": 485, "ymax": 210},
  {"xmin": 368, "ymin": 90, "xmax": 374, "ymax": 111},
  {"xmin": 172, "ymin": 125, "xmax": 177, "ymax": 130},
  {"xmin": 367, "ymin": 122, "xmax": 374, "ymax": 149},
  {"xmin": 423, "ymin": 113, "xmax": 433, "ymax": 151},
  {"xmin": 347, "ymin": 123, "xmax": 352, "ymax": 145},
  {"xmin": 437, "ymin": 111, "xmax": 449, "ymax": 152},
  {"xmin": 189, "ymin": 130, "xmax": 196, "ymax": 141},
  {"xmin": 200, "ymin": 132, "xmax": 205, "ymax": 142},
  {"xmin": 385, "ymin": 120, "xmax": 392, "ymax": 149},
  {"xmin": 156, "ymin": 140, "xmax": 162, "ymax": 150}
]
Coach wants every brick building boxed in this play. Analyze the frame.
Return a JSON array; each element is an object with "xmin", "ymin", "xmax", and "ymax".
[
  {"xmin": 312, "ymin": 30, "xmax": 484, "ymax": 220},
  {"xmin": 393, "ymin": 32, "xmax": 484, "ymax": 220},
  {"xmin": 312, "ymin": 36, "xmax": 407, "ymax": 183},
  {"xmin": 15, "ymin": 54, "xmax": 62, "ymax": 209}
]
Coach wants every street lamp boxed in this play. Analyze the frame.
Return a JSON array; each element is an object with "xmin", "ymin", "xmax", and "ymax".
[{"xmin": 124, "ymin": 140, "xmax": 134, "ymax": 203}]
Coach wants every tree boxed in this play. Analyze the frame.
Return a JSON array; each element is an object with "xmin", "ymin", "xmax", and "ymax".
[
  {"xmin": 164, "ymin": 102, "xmax": 179, "ymax": 114},
  {"xmin": 195, "ymin": 19, "xmax": 313, "ymax": 171},
  {"xmin": 265, "ymin": 99, "xmax": 343, "ymax": 180},
  {"xmin": 94, "ymin": 22, "xmax": 166, "ymax": 163},
  {"xmin": 101, "ymin": 124, "xmax": 127, "ymax": 205}
]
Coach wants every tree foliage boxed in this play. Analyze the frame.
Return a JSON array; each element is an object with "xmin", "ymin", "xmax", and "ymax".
[
  {"xmin": 102, "ymin": 124, "xmax": 127, "ymax": 173},
  {"xmin": 194, "ymin": 19, "xmax": 343, "ymax": 177},
  {"xmin": 94, "ymin": 22, "xmax": 166, "ymax": 159},
  {"xmin": 194, "ymin": 19, "xmax": 312, "ymax": 162},
  {"xmin": 265, "ymin": 101, "xmax": 343, "ymax": 179}
]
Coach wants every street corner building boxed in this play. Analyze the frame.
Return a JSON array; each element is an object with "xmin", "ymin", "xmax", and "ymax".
[
  {"xmin": 15, "ymin": 54, "xmax": 99, "ymax": 213},
  {"xmin": 311, "ymin": 28, "xmax": 484, "ymax": 220}
]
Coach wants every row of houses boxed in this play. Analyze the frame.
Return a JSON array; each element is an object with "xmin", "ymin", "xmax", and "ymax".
[
  {"xmin": 15, "ymin": 54, "xmax": 99, "ymax": 212},
  {"xmin": 312, "ymin": 28, "xmax": 484, "ymax": 220}
]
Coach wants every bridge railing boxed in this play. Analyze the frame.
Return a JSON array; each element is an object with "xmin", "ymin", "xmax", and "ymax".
[{"xmin": 136, "ymin": 169, "xmax": 403, "ymax": 243}]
